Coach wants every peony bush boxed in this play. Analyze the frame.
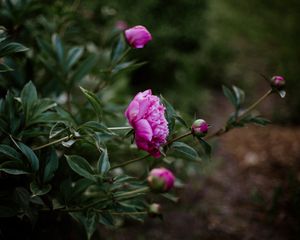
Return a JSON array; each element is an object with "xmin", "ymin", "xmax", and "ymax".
[{"xmin": 0, "ymin": 4, "xmax": 286, "ymax": 239}]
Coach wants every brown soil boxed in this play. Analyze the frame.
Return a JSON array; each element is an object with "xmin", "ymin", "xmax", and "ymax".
[{"xmin": 99, "ymin": 125, "xmax": 300, "ymax": 240}]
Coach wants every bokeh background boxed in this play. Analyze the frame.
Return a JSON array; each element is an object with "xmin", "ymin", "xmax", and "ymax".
[{"xmin": 1, "ymin": 0, "xmax": 300, "ymax": 239}]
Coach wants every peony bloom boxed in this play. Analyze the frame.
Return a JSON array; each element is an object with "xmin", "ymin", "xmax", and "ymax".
[
  {"xmin": 125, "ymin": 89, "xmax": 169, "ymax": 158},
  {"xmin": 191, "ymin": 119, "xmax": 208, "ymax": 137},
  {"xmin": 147, "ymin": 167, "xmax": 175, "ymax": 192},
  {"xmin": 124, "ymin": 25, "xmax": 152, "ymax": 48},
  {"xmin": 271, "ymin": 76, "xmax": 285, "ymax": 89}
]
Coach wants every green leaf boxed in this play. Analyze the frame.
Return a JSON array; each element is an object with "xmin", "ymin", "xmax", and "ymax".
[
  {"xmin": 0, "ymin": 144, "xmax": 22, "ymax": 161},
  {"xmin": 278, "ymin": 90, "xmax": 286, "ymax": 98},
  {"xmin": 52, "ymin": 34, "xmax": 64, "ymax": 64},
  {"xmin": 248, "ymin": 116, "xmax": 271, "ymax": 126},
  {"xmin": 171, "ymin": 141, "xmax": 200, "ymax": 161},
  {"xmin": 0, "ymin": 42, "xmax": 28, "ymax": 57},
  {"xmin": 70, "ymin": 211, "xmax": 99, "ymax": 240},
  {"xmin": 71, "ymin": 54, "xmax": 98, "ymax": 85},
  {"xmin": 0, "ymin": 161, "xmax": 30, "ymax": 175},
  {"xmin": 232, "ymin": 85, "xmax": 245, "ymax": 107},
  {"xmin": 222, "ymin": 85, "xmax": 237, "ymax": 108},
  {"xmin": 65, "ymin": 155, "xmax": 96, "ymax": 182},
  {"xmin": 160, "ymin": 95, "xmax": 177, "ymax": 132},
  {"xmin": 79, "ymin": 121, "xmax": 115, "ymax": 135},
  {"xmin": 112, "ymin": 61, "xmax": 146, "ymax": 76},
  {"xmin": 0, "ymin": 62, "xmax": 13, "ymax": 72},
  {"xmin": 43, "ymin": 148, "xmax": 59, "ymax": 183},
  {"xmin": 30, "ymin": 182, "xmax": 52, "ymax": 196},
  {"xmin": 17, "ymin": 142, "xmax": 39, "ymax": 172},
  {"xmin": 97, "ymin": 149, "xmax": 110, "ymax": 175},
  {"xmin": 80, "ymin": 87, "xmax": 102, "ymax": 121},
  {"xmin": 111, "ymin": 35, "xmax": 126, "ymax": 64},
  {"xmin": 20, "ymin": 81, "xmax": 38, "ymax": 123},
  {"xmin": 196, "ymin": 137, "xmax": 212, "ymax": 159},
  {"xmin": 175, "ymin": 116, "xmax": 188, "ymax": 128},
  {"xmin": 66, "ymin": 46, "xmax": 84, "ymax": 70}
]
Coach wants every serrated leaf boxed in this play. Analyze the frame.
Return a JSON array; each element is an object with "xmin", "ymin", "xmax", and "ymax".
[
  {"xmin": 43, "ymin": 148, "xmax": 59, "ymax": 183},
  {"xmin": 65, "ymin": 155, "xmax": 96, "ymax": 182},
  {"xmin": 0, "ymin": 144, "xmax": 22, "ymax": 161},
  {"xmin": 171, "ymin": 141, "xmax": 200, "ymax": 161},
  {"xmin": 97, "ymin": 149, "xmax": 110, "ymax": 175},
  {"xmin": 222, "ymin": 85, "xmax": 237, "ymax": 108},
  {"xmin": 80, "ymin": 87, "xmax": 102, "ymax": 121},
  {"xmin": 30, "ymin": 182, "xmax": 52, "ymax": 196}
]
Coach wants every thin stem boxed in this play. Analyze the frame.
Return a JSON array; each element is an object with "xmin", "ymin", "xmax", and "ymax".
[
  {"xmin": 110, "ymin": 154, "xmax": 151, "ymax": 170},
  {"xmin": 237, "ymin": 89, "xmax": 273, "ymax": 121},
  {"xmin": 32, "ymin": 135, "xmax": 73, "ymax": 151},
  {"xmin": 93, "ymin": 209, "xmax": 147, "ymax": 215},
  {"xmin": 107, "ymin": 126, "xmax": 133, "ymax": 131},
  {"xmin": 204, "ymin": 89, "xmax": 274, "ymax": 141},
  {"xmin": 164, "ymin": 131, "xmax": 192, "ymax": 146}
]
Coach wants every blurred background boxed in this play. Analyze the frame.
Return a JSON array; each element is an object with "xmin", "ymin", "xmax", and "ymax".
[{"xmin": 1, "ymin": 0, "xmax": 300, "ymax": 239}]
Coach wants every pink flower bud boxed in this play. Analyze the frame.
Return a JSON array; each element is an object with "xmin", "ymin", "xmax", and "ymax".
[
  {"xmin": 271, "ymin": 76, "xmax": 285, "ymax": 89},
  {"xmin": 148, "ymin": 203, "xmax": 162, "ymax": 217},
  {"xmin": 115, "ymin": 20, "xmax": 128, "ymax": 31},
  {"xmin": 191, "ymin": 119, "xmax": 208, "ymax": 137},
  {"xmin": 124, "ymin": 25, "xmax": 152, "ymax": 49},
  {"xmin": 147, "ymin": 168, "xmax": 175, "ymax": 192}
]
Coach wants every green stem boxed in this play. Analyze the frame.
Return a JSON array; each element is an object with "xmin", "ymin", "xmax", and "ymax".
[
  {"xmin": 115, "ymin": 47, "xmax": 131, "ymax": 65},
  {"xmin": 204, "ymin": 89, "xmax": 273, "ymax": 141},
  {"xmin": 107, "ymin": 126, "xmax": 133, "ymax": 131},
  {"xmin": 110, "ymin": 154, "xmax": 151, "ymax": 170},
  {"xmin": 237, "ymin": 89, "xmax": 273, "ymax": 122},
  {"xmin": 32, "ymin": 135, "xmax": 73, "ymax": 151},
  {"xmin": 165, "ymin": 131, "xmax": 192, "ymax": 146}
]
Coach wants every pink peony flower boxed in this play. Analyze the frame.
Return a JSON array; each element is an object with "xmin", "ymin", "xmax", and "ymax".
[
  {"xmin": 147, "ymin": 167, "xmax": 175, "ymax": 192},
  {"xmin": 124, "ymin": 25, "xmax": 152, "ymax": 48},
  {"xmin": 125, "ymin": 89, "xmax": 169, "ymax": 158},
  {"xmin": 191, "ymin": 119, "xmax": 208, "ymax": 137}
]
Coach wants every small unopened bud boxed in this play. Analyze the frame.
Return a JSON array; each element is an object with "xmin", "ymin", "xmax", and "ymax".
[
  {"xmin": 124, "ymin": 25, "xmax": 152, "ymax": 49},
  {"xmin": 271, "ymin": 76, "xmax": 285, "ymax": 89},
  {"xmin": 148, "ymin": 203, "xmax": 162, "ymax": 217},
  {"xmin": 191, "ymin": 119, "xmax": 208, "ymax": 137},
  {"xmin": 147, "ymin": 168, "xmax": 175, "ymax": 193}
]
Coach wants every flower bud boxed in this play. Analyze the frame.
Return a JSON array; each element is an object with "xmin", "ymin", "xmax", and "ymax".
[
  {"xmin": 148, "ymin": 203, "xmax": 162, "ymax": 217},
  {"xmin": 271, "ymin": 76, "xmax": 285, "ymax": 89},
  {"xmin": 124, "ymin": 25, "xmax": 152, "ymax": 49},
  {"xmin": 147, "ymin": 168, "xmax": 175, "ymax": 193},
  {"xmin": 191, "ymin": 119, "xmax": 208, "ymax": 137}
]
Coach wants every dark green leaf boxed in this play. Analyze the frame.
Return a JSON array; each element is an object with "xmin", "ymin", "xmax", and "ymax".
[
  {"xmin": 222, "ymin": 85, "xmax": 237, "ymax": 108},
  {"xmin": 30, "ymin": 182, "xmax": 52, "ymax": 196},
  {"xmin": 71, "ymin": 54, "xmax": 98, "ymax": 85},
  {"xmin": 97, "ymin": 149, "xmax": 110, "ymax": 175},
  {"xmin": 160, "ymin": 95, "xmax": 176, "ymax": 132},
  {"xmin": 66, "ymin": 46, "xmax": 84, "ymax": 70},
  {"xmin": 20, "ymin": 81, "xmax": 38, "ymax": 123},
  {"xmin": 70, "ymin": 211, "xmax": 98, "ymax": 240},
  {"xmin": 43, "ymin": 148, "xmax": 59, "ymax": 183},
  {"xmin": 111, "ymin": 35, "xmax": 126, "ymax": 63},
  {"xmin": 65, "ymin": 155, "xmax": 96, "ymax": 182},
  {"xmin": 80, "ymin": 87, "xmax": 102, "ymax": 121},
  {"xmin": 232, "ymin": 85, "xmax": 245, "ymax": 107},
  {"xmin": 79, "ymin": 121, "xmax": 115, "ymax": 135},
  {"xmin": 171, "ymin": 141, "xmax": 200, "ymax": 161},
  {"xmin": 196, "ymin": 137, "xmax": 212, "ymax": 159},
  {"xmin": 0, "ymin": 42, "xmax": 28, "ymax": 57},
  {"xmin": 0, "ymin": 144, "xmax": 22, "ymax": 161},
  {"xmin": 0, "ymin": 161, "xmax": 30, "ymax": 175},
  {"xmin": 0, "ymin": 62, "xmax": 13, "ymax": 72},
  {"xmin": 52, "ymin": 34, "xmax": 64, "ymax": 64},
  {"xmin": 17, "ymin": 142, "xmax": 39, "ymax": 172}
]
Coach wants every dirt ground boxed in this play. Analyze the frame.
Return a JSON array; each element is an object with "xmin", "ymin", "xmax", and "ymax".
[{"xmin": 99, "ymin": 125, "xmax": 300, "ymax": 240}]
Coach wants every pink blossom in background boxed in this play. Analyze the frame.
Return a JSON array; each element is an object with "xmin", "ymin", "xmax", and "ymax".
[
  {"xmin": 115, "ymin": 20, "xmax": 128, "ymax": 31},
  {"xmin": 147, "ymin": 167, "xmax": 175, "ymax": 192},
  {"xmin": 124, "ymin": 25, "xmax": 152, "ymax": 48},
  {"xmin": 125, "ymin": 89, "xmax": 169, "ymax": 158},
  {"xmin": 271, "ymin": 75, "xmax": 285, "ymax": 88}
]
